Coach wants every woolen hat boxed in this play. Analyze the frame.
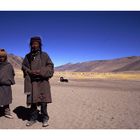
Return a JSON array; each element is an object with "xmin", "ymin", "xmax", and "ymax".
[{"xmin": 30, "ymin": 36, "xmax": 42, "ymax": 46}]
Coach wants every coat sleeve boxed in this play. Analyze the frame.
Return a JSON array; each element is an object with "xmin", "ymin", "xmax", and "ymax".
[
  {"xmin": 8, "ymin": 64, "xmax": 15, "ymax": 85},
  {"xmin": 22, "ymin": 55, "xmax": 31, "ymax": 78},
  {"xmin": 0, "ymin": 64, "xmax": 15, "ymax": 86},
  {"xmin": 40, "ymin": 53, "xmax": 54, "ymax": 79},
  {"xmin": 0, "ymin": 80, "xmax": 11, "ymax": 86}
]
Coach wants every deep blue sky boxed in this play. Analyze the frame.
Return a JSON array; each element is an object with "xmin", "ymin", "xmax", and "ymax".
[{"xmin": 0, "ymin": 11, "xmax": 140, "ymax": 66}]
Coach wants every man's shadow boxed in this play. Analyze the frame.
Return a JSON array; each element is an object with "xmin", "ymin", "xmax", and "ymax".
[
  {"xmin": 13, "ymin": 106, "xmax": 42, "ymax": 122},
  {"xmin": 0, "ymin": 107, "xmax": 5, "ymax": 117},
  {"xmin": 13, "ymin": 106, "xmax": 30, "ymax": 121}
]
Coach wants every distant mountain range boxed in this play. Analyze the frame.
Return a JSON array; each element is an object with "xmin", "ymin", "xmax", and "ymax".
[
  {"xmin": 6, "ymin": 54, "xmax": 140, "ymax": 72},
  {"xmin": 55, "ymin": 56, "xmax": 140, "ymax": 72}
]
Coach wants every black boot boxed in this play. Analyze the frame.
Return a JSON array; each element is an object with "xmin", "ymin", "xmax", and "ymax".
[
  {"xmin": 41, "ymin": 102, "xmax": 49, "ymax": 127},
  {"xmin": 26, "ymin": 103, "xmax": 38, "ymax": 126},
  {"xmin": 4, "ymin": 105, "xmax": 13, "ymax": 119}
]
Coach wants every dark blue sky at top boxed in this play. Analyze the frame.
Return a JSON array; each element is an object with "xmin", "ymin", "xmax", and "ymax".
[{"xmin": 0, "ymin": 11, "xmax": 140, "ymax": 66}]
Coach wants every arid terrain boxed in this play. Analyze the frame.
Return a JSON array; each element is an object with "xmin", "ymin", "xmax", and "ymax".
[
  {"xmin": 1, "ymin": 54, "xmax": 140, "ymax": 129},
  {"xmin": 0, "ymin": 71, "xmax": 140, "ymax": 129}
]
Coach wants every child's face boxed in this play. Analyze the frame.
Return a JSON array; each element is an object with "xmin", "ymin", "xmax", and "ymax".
[{"xmin": 0, "ymin": 56, "xmax": 6, "ymax": 62}]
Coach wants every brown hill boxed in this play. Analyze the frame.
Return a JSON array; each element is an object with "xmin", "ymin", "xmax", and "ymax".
[
  {"xmin": 55, "ymin": 56, "xmax": 140, "ymax": 72},
  {"xmin": 7, "ymin": 54, "xmax": 23, "ymax": 69}
]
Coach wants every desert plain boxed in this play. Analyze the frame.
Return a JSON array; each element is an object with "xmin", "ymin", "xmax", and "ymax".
[{"xmin": 0, "ymin": 70, "xmax": 140, "ymax": 129}]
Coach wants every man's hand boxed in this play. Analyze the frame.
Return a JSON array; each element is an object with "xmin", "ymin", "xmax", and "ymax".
[
  {"xmin": 29, "ymin": 70, "xmax": 41, "ymax": 76},
  {"xmin": 34, "ymin": 70, "xmax": 41, "ymax": 75}
]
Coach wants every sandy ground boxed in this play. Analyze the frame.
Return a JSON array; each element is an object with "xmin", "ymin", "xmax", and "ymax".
[{"xmin": 0, "ymin": 77, "xmax": 140, "ymax": 129}]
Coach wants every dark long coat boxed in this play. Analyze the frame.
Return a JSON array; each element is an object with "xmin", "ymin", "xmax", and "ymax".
[
  {"xmin": 0, "ymin": 61, "xmax": 15, "ymax": 106},
  {"xmin": 22, "ymin": 51, "xmax": 54, "ymax": 105}
]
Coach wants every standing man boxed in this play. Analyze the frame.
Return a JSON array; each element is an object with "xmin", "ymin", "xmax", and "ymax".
[{"xmin": 22, "ymin": 36, "xmax": 54, "ymax": 127}]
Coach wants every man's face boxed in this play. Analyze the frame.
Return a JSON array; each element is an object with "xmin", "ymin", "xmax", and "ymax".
[
  {"xmin": 0, "ymin": 56, "xmax": 6, "ymax": 62},
  {"xmin": 31, "ymin": 41, "xmax": 40, "ymax": 52}
]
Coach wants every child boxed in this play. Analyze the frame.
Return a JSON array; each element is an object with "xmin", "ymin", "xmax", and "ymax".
[{"xmin": 0, "ymin": 49, "xmax": 15, "ymax": 119}]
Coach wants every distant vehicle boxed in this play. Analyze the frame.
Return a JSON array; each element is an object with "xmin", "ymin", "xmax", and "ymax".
[{"xmin": 60, "ymin": 77, "xmax": 69, "ymax": 82}]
